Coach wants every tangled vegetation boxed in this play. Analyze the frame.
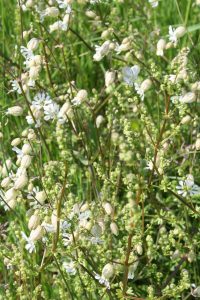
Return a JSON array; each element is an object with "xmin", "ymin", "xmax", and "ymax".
[{"xmin": 0, "ymin": 0, "xmax": 200, "ymax": 299}]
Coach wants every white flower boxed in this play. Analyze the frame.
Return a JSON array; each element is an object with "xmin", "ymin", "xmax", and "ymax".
[
  {"xmin": 169, "ymin": 26, "xmax": 177, "ymax": 44},
  {"xmin": 62, "ymin": 232, "xmax": 73, "ymax": 246},
  {"xmin": 88, "ymin": 236, "xmax": 104, "ymax": 244},
  {"xmin": 43, "ymin": 219, "xmax": 71, "ymax": 233},
  {"xmin": 10, "ymin": 80, "xmax": 22, "ymax": 94},
  {"xmin": 12, "ymin": 146, "xmax": 24, "ymax": 159},
  {"xmin": 79, "ymin": 210, "xmax": 91, "ymax": 221},
  {"xmin": 71, "ymin": 89, "xmax": 88, "ymax": 106},
  {"xmin": 63, "ymin": 261, "xmax": 77, "ymax": 275},
  {"xmin": 146, "ymin": 160, "xmax": 154, "ymax": 170},
  {"xmin": 122, "ymin": 65, "xmax": 140, "ymax": 86},
  {"xmin": 94, "ymin": 273, "xmax": 110, "ymax": 289},
  {"xmin": 27, "ymin": 187, "xmax": 46, "ymax": 207},
  {"xmin": 26, "ymin": 115, "xmax": 42, "ymax": 128},
  {"xmin": 134, "ymin": 83, "xmax": 144, "ymax": 101},
  {"xmin": 176, "ymin": 174, "xmax": 200, "ymax": 197},
  {"xmin": 21, "ymin": 231, "xmax": 36, "ymax": 253},
  {"xmin": 20, "ymin": 46, "xmax": 34, "ymax": 60},
  {"xmin": 40, "ymin": 7, "xmax": 59, "ymax": 21},
  {"xmin": 44, "ymin": 101, "xmax": 60, "ymax": 121},
  {"xmin": 93, "ymin": 41, "xmax": 111, "ymax": 61},
  {"xmin": 56, "ymin": 0, "xmax": 72, "ymax": 11},
  {"xmin": 148, "ymin": 0, "xmax": 158, "ymax": 7},
  {"xmin": 49, "ymin": 21, "xmax": 68, "ymax": 33},
  {"xmin": 32, "ymin": 92, "xmax": 52, "ymax": 109},
  {"xmin": 169, "ymin": 26, "xmax": 186, "ymax": 44}
]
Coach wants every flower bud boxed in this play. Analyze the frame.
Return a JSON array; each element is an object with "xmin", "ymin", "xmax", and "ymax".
[
  {"xmin": 103, "ymin": 202, "xmax": 114, "ymax": 215},
  {"xmin": 45, "ymin": 7, "xmax": 59, "ymax": 17},
  {"xmin": 136, "ymin": 243, "xmax": 143, "ymax": 255},
  {"xmin": 175, "ymin": 26, "xmax": 186, "ymax": 38},
  {"xmin": 59, "ymin": 102, "xmax": 71, "ymax": 117},
  {"xmin": 191, "ymin": 81, "xmax": 200, "ymax": 91},
  {"xmin": 193, "ymin": 287, "xmax": 200, "ymax": 297},
  {"xmin": 28, "ymin": 213, "xmax": 40, "ymax": 230},
  {"xmin": 28, "ymin": 130, "xmax": 36, "ymax": 140},
  {"xmin": 7, "ymin": 106, "xmax": 23, "ymax": 116},
  {"xmin": 26, "ymin": 0, "xmax": 34, "ymax": 8},
  {"xmin": 20, "ymin": 155, "xmax": 32, "ymax": 168},
  {"xmin": 91, "ymin": 224, "xmax": 102, "ymax": 237},
  {"xmin": 5, "ymin": 188, "xmax": 18, "ymax": 202},
  {"xmin": 35, "ymin": 190, "xmax": 47, "ymax": 204},
  {"xmin": 8, "ymin": 198, "xmax": 17, "ymax": 209},
  {"xmin": 28, "ymin": 182, "xmax": 34, "ymax": 192},
  {"xmin": 195, "ymin": 138, "xmax": 200, "ymax": 150},
  {"xmin": 85, "ymin": 10, "xmax": 96, "ymax": 18},
  {"xmin": 29, "ymin": 66, "xmax": 40, "ymax": 80},
  {"xmin": 105, "ymin": 71, "xmax": 115, "ymax": 87},
  {"xmin": 22, "ymin": 143, "xmax": 32, "ymax": 155},
  {"xmin": 1, "ymin": 177, "xmax": 11, "ymax": 188},
  {"xmin": 22, "ymin": 129, "xmax": 28, "ymax": 137},
  {"xmin": 14, "ymin": 174, "xmax": 28, "ymax": 190},
  {"xmin": 80, "ymin": 202, "xmax": 89, "ymax": 212},
  {"xmin": 110, "ymin": 222, "xmax": 119, "ymax": 236},
  {"xmin": 180, "ymin": 92, "xmax": 196, "ymax": 104},
  {"xmin": 30, "ymin": 225, "xmax": 44, "ymax": 241},
  {"xmin": 140, "ymin": 79, "xmax": 152, "ymax": 92},
  {"xmin": 51, "ymin": 210, "xmax": 58, "ymax": 229},
  {"xmin": 156, "ymin": 39, "xmax": 166, "ymax": 56},
  {"xmin": 76, "ymin": 90, "xmax": 88, "ymax": 102},
  {"xmin": 102, "ymin": 263, "xmax": 114, "ymax": 280},
  {"xmin": 27, "ymin": 38, "xmax": 39, "ymax": 51},
  {"xmin": 11, "ymin": 138, "xmax": 21, "ymax": 147},
  {"xmin": 181, "ymin": 115, "xmax": 191, "ymax": 124},
  {"xmin": 96, "ymin": 115, "xmax": 104, "ymax": 128}
]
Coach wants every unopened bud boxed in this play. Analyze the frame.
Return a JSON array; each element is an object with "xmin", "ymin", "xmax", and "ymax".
[
  {"xmin": 102, "ymin": 263, "xmax": 114, "ymax": 280},
  {"xmin": 1, "ymin": 177, "xmax": 11, "ymax": 188},
  {"xmin": 7, "ymin": 106, "xmax": 23, "ymax": 117},
  {"xmin": 180, "ymin": 92, "xmax": 196, "ymax": 104},
  {"xmin": 30, "ymin": 225, "xmax": 44, "ymax": 241},
  {"xmin": 96, "ymin": 115, "xmax": 104, "ymax": 128},
  {"xmin": 103, "ymin": 202, "xmax": 114, "ymax": 215},
  {"xmin": 22, "ymin": 143, "xmax": 32, "ymax": 155},
  {"xmin": 11, "ymin": 138, "xmax": 21, "ymax": 147},
  {"xmin": 20, "ymin": 155, "xmax": 32, "ymax": 168},
  {"xmin": 141, "ymin": 79, "xmax": 152, "ymax": 92},
  {"xmin": 28, "ymin": 213, "xmax": 40, "ymax": 230},
  {"xmin": 110, "ymin": 222, "xmax": 119, "ymax": 236},
  {"xmin": 14, "ymin": 174, "xmax": 28, "ymax": 190},
  {"xmin": 35, "ymin": 190, "xmax": 47, "ymax": 204},
  {"xmin": 156, "ymin": 39, "xmax": 166, "ymax": 56},
  {"xmin": 105, "ymin": 71, "xmax": 115, "ymax": 87},
  {"xmin": 27, "ymin": 38, "xmax": 39, "ymax": 51},
  {"xmin": 181, "ymin": 115, "xmax": 191, "ymax": 124}
]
